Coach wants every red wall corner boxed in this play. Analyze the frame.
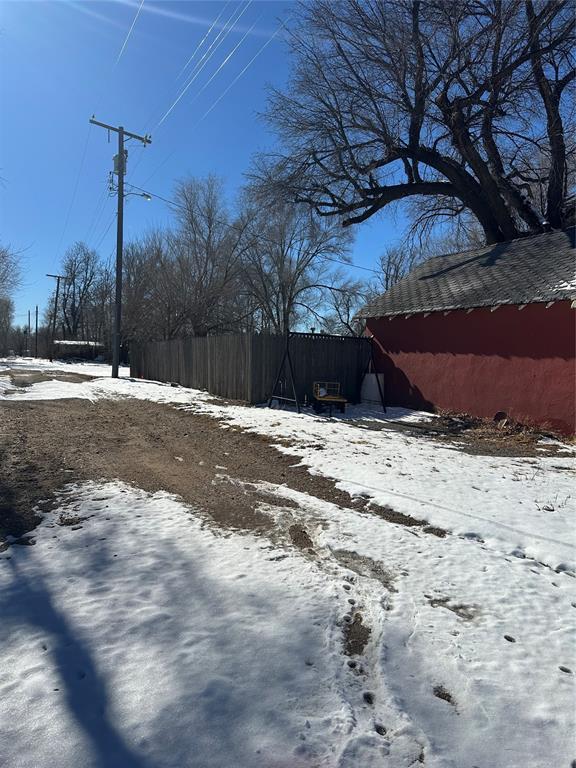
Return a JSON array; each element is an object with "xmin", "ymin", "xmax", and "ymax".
[{"xmin": 366, "ymin": 301, "xmax": 576, "ymax": 435}]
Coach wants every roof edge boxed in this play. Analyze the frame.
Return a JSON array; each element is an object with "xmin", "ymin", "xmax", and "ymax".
[{"xmin": 361, "ymin": 295, "xmax": 576, "ymax": 320}]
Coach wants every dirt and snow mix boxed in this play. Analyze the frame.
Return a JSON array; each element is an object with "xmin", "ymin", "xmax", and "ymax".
[{"xmin": 0, "ymin": 358, "xmax": 574, "ymax": 767}]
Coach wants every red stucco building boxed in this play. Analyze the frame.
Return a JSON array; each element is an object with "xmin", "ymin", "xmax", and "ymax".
[{"xmin": 360, "ymin": 228, "xmax": 575, "ymax": 435}]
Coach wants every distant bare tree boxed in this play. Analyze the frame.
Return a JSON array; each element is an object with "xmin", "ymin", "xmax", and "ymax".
[
  {"xmin": 170, "ymin": 177, "xmax": 250, "ymax": 335},
  {"xmin": 122, "ymin": 234, "xmax": 163, "ymax": 342},
  {"xmin": 83, "ymin": 259, "xmax": 114, "ymax": 349},
  {"xmin": 240, "ymin": 196, "xmax": 352, "ymax": 333},
  {"xmin": 0, "ymin": 245, "xmax": 19, "ymax": 299},
  {"xmin": 0, "ymin": 244, "xmax": 18, "ymax": 354},
  {"xmin": 261, "ymin": 0, "xmax": 575, "ymax": 243},
  {"xmin": 122, "ymin": 178, "xmax": 253, "ymax": 342},
  {"xmin": 376, "ymin": 245, "xmax": 423, "ymax": 292},
  {"xmin": 0, "ymin": 296, "xmax": 14, "ymax": 354},
  {"xmin": 375, "ymin": 224, "xmax": 487, "ymax": 292},
  {"xmin": 58, "ymin": 242, "xmax": 99, "ymax": 339},
  {"xmin": 320, "ymin": 278, "xmax": 374, "ymax": 335}
]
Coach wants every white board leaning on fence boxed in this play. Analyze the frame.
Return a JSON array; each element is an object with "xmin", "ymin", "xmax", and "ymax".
[{"xmin": 361, "ymin": 373, "xmax": 385, "ymax": 406}]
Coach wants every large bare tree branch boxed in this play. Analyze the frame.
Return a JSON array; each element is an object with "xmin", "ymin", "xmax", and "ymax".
[{"xmin": 258, "ymin": 0, "xmax": 575, "ymax": 244}]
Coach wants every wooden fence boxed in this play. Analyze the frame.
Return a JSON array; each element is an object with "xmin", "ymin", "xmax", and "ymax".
[{"xmin": 130, "ymin": 333, "xmax": 372, "ymax": 404}]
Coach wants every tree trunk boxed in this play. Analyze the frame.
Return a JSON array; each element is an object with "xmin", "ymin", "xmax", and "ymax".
[{"xmin": 526, "ymin": 0, "xmax": 568, "ymax": 229}]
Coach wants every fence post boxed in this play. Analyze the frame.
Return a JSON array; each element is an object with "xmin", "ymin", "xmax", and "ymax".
[
  {"xmin": 207, "ymin": 335, "xmax": 211, "ymax": 394},
  {"xmin": 246, "ymin": 334, "xmax": 252, "ymax": 403}
]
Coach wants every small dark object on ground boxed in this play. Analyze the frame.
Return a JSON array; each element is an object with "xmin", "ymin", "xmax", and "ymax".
[
  {"xmin": 363, "ymin": 691, "xmax": 375, "ymax": 705},
  {"xmin": 343, "ymin": 612, "xmax": 371, "ymax": 656},
  {"xmin": 364, "ymin": 502, "xmax": 449, "ymax": 538},
  {"xmin": 433, "ymin": 685, "xmax": 455, "ymax": 706},
  {"xmin": 504, "ymin": 635, "xmax": 516, "ymax": 643},
  {"xmin": 288, "ymin": 524, "xmax": 314, "ymax": 552},
  {"xmin": 423, "ymin": 525, "xmax": 447, "ymax": 538},
  {"xmin": 58, "ymin": 514, "xmax": 85, "ymax": 527},
  {"xmin": 333, "ymin": 549, "xmax": 396, "ymax": 591},
  {"xmin": 428, "ymin": 595, "xmax": 478, "ymax": 621}
]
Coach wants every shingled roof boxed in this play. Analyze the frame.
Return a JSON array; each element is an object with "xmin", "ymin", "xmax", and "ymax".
[{"xmin": 360, "ymin": 227, "xmax": 576, "ymax": 318}]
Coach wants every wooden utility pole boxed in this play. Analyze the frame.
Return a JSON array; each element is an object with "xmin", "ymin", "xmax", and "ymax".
[
  {"xmin": 27, "ymin": 309, "xmax": 31, "ymax": 356},
  {"xmin": 35, "ymin": 305, "xmax": 38, "ymax": 358},
  {"xmin": 47, "ymin": 274, "xmax": 66, "ymax": 362},
  {"xmin": 89, "ymin": 117, "xmax": 151, "ymax": 377}
]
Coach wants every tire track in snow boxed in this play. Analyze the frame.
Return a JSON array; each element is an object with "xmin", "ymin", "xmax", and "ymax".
[{"xmin": 224, "ymin": 474, "xmax": 431, "ymax": 766}]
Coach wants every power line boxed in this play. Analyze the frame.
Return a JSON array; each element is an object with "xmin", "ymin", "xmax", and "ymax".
[
  {"xmin": 178, "ymin": 0, "xmax": 251, "ymax": 95},
  {"xmin": 85, "ymin": 182, "xmax": 111, "ymax": 246},
  {"xmin": 54, "ymin": 1, "xmax": 146, "ymax": 273},
  {"xmin": 139, "ymin": 19, "xmax": 284, "ymax": 188},
  {"xmin": 124, "ymin": 182, "xmax": 178, "ymax": 208},
  {"xmin": 115, "ymin": 0, "xmax": 145, "ymax": 65},
  {"xmin": 195, "ymin": 20, "xmax": 284, "ymax": 125},
  {"xmin": 157, "ymin": 0, "xmax": 253, "ymax": 127},
  {"xmin": 124, "ymin": 182, "xmax": 380, "ymax": 276},
  {"xmin": 144, "ymin": 3, "xmax": 237, "ymax": 131},
  {"xmin": 53, "ymin": 123, "xmax": 92, "ymax": 269},
  {"xmin": 176, "ymin": 0, "xmax": 231, "ymax": 81},
  {"xmin": 161, "ymin": 16, "xmax": 260, "ymax": 125},
  {"xmin": 93, "ymin": 213, "xmax": 117, "ymax": 251},
  {"xmin": 324, "ymin": 257, "xmax": 379, "ymax": 274},
  {"xmin": 129, "ymin": 1, "xmax": 245, "ymax": 178}
]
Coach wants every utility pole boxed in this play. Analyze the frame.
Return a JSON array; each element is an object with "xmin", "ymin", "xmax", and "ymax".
[
  {"xmin": 35, "ymin": 305, "xmax": 38, "ymax": 358},
  {"xmin": 47, "ymin": 274, "xmax": 66, "ymax": 362},
  {"xmin": 27, "ymin": 310, "xmax": 31, "ymax": 356},
  {"xmin": 89, "ymin": 117, "xmax": 151, "ymax": 377}
]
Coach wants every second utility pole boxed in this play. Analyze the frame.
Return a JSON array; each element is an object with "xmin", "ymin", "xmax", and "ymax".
[
  {"xmin": 46, "ymin": 274, "xmax": 66, "ymax": 362},
  {"xmin": 89, "ymin": 117, "xmax": 151, "ymax": 377}
]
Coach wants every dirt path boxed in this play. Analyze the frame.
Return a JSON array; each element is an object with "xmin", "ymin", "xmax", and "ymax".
[{"xmin": 0, "ymin": 397, "xmax": 408, "ymax": 544}]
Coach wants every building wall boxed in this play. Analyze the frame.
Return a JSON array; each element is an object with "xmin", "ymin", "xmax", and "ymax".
[{"xmin": 367, "ymin": 301, "xmax": 575, "ymax": 435}]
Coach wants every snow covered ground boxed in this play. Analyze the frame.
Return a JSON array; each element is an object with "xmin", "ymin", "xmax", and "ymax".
[
  {"xmin": 2, "ymin": 357, "xmax": 573, "ymax": 569},
  {"xmin": 0, "ymin": 355, "xmax": 130, "ymax": 379},
  {"xmin": 1, "ymin": 357, "xmax": 575, "ymax": 767}
]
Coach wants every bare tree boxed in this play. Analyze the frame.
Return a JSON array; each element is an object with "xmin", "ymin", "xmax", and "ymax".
[
  {"xmin": 0, "ymin": 245, "xmax": 19, "ymax": 299},
  {"xmin": 260, "ymin": 0, "xmax": 575, "ymax": 244},
  {"xmin": 122, "ymin": 234, "xmax": 164, "ymax": 342},
  {"xmin": 320, "ymin": 277, "xmax": 374, "ymax": 335},
  {"xmin": 83, "ymin": 259, "xmax": 114, "ymax": 349},
  {"xmin": 58, "ymin": 242, "xmax": 99, "ymax": 339},
  {"xmin": 0, "ymin": 297, "xmax": 14, "ymax": 354},
  {"xmin": 376, "ymin": 245, "xmax": 423, "ymax": 292},
  {"xmin": 122, "ymin": 178, "xmax": 253, "ymax": 342},
  {"xmin": 0, "ymin": 244, "xmax": 18, "ymax": 354},
  {"xmin": 240, "ymin": 196, "xmax": 352, "ymax": 333},
  {"xmin": 169, "ymin": 177, "xmax": 249, "ymax": 335}
]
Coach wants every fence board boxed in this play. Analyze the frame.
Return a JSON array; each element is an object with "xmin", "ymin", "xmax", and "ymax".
[{"xmin": 130, "ymin": 333, "xmax": 371, "ymax": 404}]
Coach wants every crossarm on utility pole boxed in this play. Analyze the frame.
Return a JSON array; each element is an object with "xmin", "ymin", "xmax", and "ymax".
[{"xmin": 89, "ymin": 117, "xmax": 152, "ymax": 145}]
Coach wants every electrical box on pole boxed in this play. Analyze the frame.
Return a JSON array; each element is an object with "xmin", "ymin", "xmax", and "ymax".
[{"xmin": 113, "ymin": 150, "xmax": 128, "ymax": 176}]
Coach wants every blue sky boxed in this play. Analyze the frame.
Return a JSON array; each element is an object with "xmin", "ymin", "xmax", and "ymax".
[{"xmin": 1, "ymin": 0, "xmax": 400, "ymax": 325}]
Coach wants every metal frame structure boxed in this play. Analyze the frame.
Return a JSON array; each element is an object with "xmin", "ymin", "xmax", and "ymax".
[
  {"xmin": 267, "ymin": 330, "xmax": 301, "ymax": 413},
  {"xmin": 267, "ymin": 331, "xmax": 386, "ymax": 414}
]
